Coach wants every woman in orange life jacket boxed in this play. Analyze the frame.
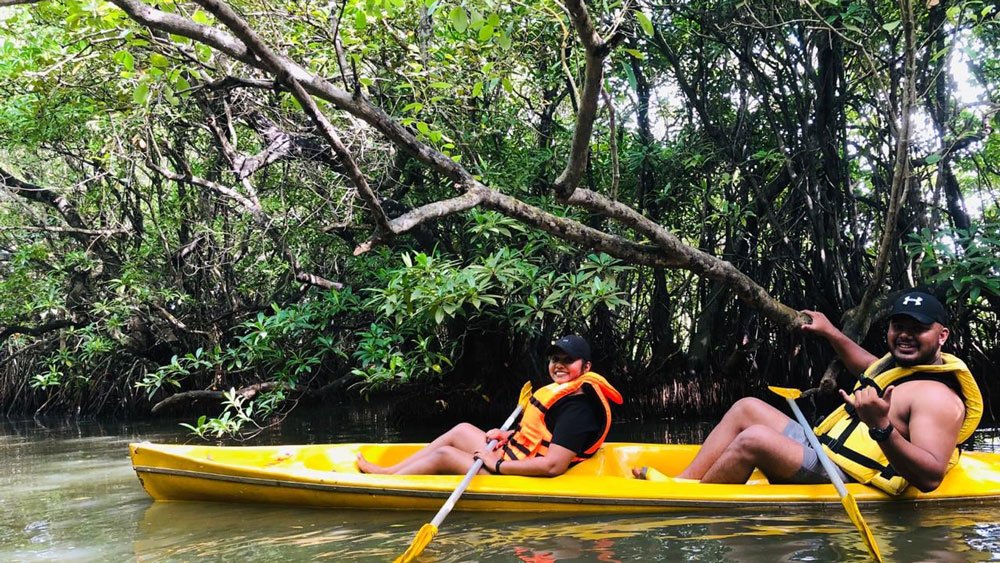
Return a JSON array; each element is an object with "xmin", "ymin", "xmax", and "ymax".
[{"xmin": 356, "ymin": 335, "xmax": 622, "ymax": 476}]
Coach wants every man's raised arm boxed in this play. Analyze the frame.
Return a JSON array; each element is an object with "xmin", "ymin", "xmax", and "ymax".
[{"xmin": 799, "ymin": 310, "xmax": 879, "ymax": 376}]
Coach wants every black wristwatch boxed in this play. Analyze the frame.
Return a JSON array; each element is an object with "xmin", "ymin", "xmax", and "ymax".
[{"xmin": 868, "ymin": 423, "xmax": 894, "ymax": 442}]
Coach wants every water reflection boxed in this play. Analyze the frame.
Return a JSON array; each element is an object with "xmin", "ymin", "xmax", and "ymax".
[
  {"xmin": 135, "ymin": 503, "xmax": 410, "ymax": 561},
  {"xmin": 3, "ymin": 416, "xmax": 1000, "ymax": 562},
  {"xmin": 128, "ymin": 499, "xmax": 1000, "ymax": 562}
]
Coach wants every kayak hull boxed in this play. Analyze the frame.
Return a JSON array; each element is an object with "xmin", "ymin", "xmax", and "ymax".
[{"xmin": 129, "ymin": 442, "xmax": 1000, "ymax": 512}]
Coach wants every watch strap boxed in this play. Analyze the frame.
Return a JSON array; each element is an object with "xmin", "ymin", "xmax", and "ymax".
[{"xmin": 869, "ymin": 423, "xmax": 894, "ymax": 442}]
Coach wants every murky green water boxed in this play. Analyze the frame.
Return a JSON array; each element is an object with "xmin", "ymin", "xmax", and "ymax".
[{"xmin": 3, "ymin": 412, "xmax": 999, "ymax": 562}]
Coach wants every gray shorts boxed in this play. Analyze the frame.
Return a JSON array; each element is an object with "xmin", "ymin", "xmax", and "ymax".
[{"xmin": 771, "ymin": 421, "xmax": 849, "ymax": 485}]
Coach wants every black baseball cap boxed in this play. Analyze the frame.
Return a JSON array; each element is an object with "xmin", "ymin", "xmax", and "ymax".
[
  {"xmin": 889, "ymin": 291, "xmax": 948, "ymax": 326},
  {"xmin": 548, "ymin": 335, "xmax": 591, "ymax": 362}
]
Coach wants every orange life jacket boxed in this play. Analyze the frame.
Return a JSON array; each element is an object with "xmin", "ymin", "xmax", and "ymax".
[{"xmin": 502, "ymin": 372, "xmax": 623, "ymax": 464}]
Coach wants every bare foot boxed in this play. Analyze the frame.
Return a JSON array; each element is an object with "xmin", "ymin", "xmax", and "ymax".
[
  {"xmin": 631, "ymin": 466, "xmax": 648, "ymax": 480},
  {"xmin": 357, "ymin": 453, "xmax": 391, "ymax": 474}
]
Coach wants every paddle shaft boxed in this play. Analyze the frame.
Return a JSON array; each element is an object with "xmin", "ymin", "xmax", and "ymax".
[
  {"xmin": 781, "ymin": 397, "xmax": 849, "ymax": 498},
  {"xmin": 428, "ymin": 403, "xmax": 525, "ymax": 528}
]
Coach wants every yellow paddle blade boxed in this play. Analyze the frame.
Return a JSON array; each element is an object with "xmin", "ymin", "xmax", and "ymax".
[
  {"xmin": 841, "ymin": 493, "xmax": 883, "ymax": 563},
  {"xmin": 394, "ymin": 523, "xmax": 438, "ymax": 563},
  {"xmin": 768, "ymin": 386, "xmax": 802, "ymax": 400},
  {"xmin": 517, "ymin": 381, "xmax": 533, "ymax": 409}
]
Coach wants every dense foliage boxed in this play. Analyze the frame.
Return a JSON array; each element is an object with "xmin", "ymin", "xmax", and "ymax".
[{"xmin": 0, "ymin": 0, "xmax": 997, "ymax": 434}]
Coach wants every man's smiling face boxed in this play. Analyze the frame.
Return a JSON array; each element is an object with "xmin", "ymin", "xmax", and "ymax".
[{"xmin": 887, "ymin": 315, "xmax": 949, "ymax": 366}]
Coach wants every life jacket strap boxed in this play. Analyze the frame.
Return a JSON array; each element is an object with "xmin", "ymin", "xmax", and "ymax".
[
  {"xmin": 504, "ymin": 438, "xmax": 532, "ymax": 459},
  {"xmin": 529, "ymin": 396, "xmax": 549, "ymax": 414},
  {"xmin": 857, "ymin": 376, "xmax": 884, "ymax": 396},
  {"xmin": 818, "ymin": 433, "xmax": 887, "ymax": 473}
]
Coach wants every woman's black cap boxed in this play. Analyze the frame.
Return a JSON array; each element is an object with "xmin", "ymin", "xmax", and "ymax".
[{"xmin": 547, "ymin": 335, "xmax": 591, "ymax": 362}]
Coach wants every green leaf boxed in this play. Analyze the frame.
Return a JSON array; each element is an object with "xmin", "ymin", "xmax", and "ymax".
[
  {"xmin": 471, "ymin": 81, "xmax": 483, "ymax": 97},
  {"xmin": 133, "ymin": 81, "xmax": 150, "ymax": 104},
  {"xmin": 882, "ymin": 20, "xmax": 901, "ymax": 32},
  {"xmin": 469, "ymin": 8, "xmax": 483, "ymax": 30},
  {"xmin": 114, "ymin": 50, "xmax": 134, "ymax": 71},
  {"xmin": 173, "ymin": 75, "xmax": 192, "ymax": 93},
  {"xmin": 621, "ymin": 60, "xmax": 637, "ymax": 92},
  {"xmin": 623, "ymin": 48, "xmax": 645, "ymax": 60},
  {"xmin": 196, "ymin": 44, "xmax": 213, "ymax": 62},
  {"xmin": 450, "ymin": 7, "xmax": 468, "ymax": 32},
  {"xmin": 355, "ymin": 10, "xmax": 367, "ymax": 30},
  {"xmin": 192, "ymin": 9, "xmax": 213, "ymax": 25},
  {"xmin": 498, "ymin": 31, "xmax": 512, "ymax": 50},
  {"xmin": 149, "ymin": 53, "xmax": 169, "ymax": 68},
  {"xmin": 416, "ymin": 121, "xmax": 431, "ymax": 135},
  {"xmin": 401, "ymin": 101, "xmax": 423, "ymax": 113},
  {"xmin": 636, "ymin": 11, "xmax": 654, "ymax": 37},
  {"xmin": 479, "ymin": 24, "xmax": 494, "ymax": 42},
  {"xmin": 925, "ymin": 153, "xmax": 942, "ymax": 165}
]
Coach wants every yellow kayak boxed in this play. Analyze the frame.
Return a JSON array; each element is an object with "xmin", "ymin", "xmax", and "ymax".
[{"xmin": 129, "ymin": 442, "xmax": 1000, "ymax": 512}]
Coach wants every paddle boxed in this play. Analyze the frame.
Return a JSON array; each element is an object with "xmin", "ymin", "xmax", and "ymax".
[
  {"xmin": 769, "ymin": 386, "xmax": 883, "ymax": 563},
  {"xmin": 395, "ymin": 381, "xmax": 533, "ymax": 563}
]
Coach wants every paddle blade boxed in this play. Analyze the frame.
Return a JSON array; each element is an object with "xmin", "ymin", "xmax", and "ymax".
[
  {"xmin": 517, "ymin": 381, "xmax": 533, "ymax": 409},
  {"xmin": 841, "ymin": 493, "xmax": 883, "ymax": 563},
  {"xmin": 395, "ymin": 523, "xmax": 438, "ymax": 563},
  {"xmin": 768, "ymin": 385, "xmax": 802, "ymax": 400}
]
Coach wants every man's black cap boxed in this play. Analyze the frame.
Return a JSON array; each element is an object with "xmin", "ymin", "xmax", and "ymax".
[
  {"xmin": 889, "ymin": 290, "xmax": 948, "ymax": 326},
  {"xmin": 548, "ymin": 335, "xmax": 591, "ymax": 362}
]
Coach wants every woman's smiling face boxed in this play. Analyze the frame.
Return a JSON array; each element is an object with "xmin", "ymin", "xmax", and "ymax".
[{"xmin": 548, "ymin": 353, "xmax": 590, "ymax": 383}]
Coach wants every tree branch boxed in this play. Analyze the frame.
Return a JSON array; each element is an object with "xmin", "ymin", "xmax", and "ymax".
[
  {"xmin": 109, "ymin": 0, "xmax": 475, "ymax": 187},
  {"xmin": 150, "ymin": 382, "xmax": 281, "ymax": 414},
  {"xmin": 146, "ymin": 162, "xmax": 342, "ymax": 291},
  {"xmin": 1, "ymin": 320, "xmax": 86, "ymax": 343},
  {"xmin": 0, "ymin": 225, "xmax": 129, "ymax": 236},
  {"xmin": 0, "ymin": 166, "xmax": 118, "ymax": 265},
  {"xmin": 111, "ymin": 0, "xmax": 810, "ymax": 333},
  {"xmin": 193, "ymin": 0, "xmax": 392, "ymax": 236},
  {"xmin": 567, "ymin": 188, "xmax": 806, "ymax": 328},
  {"xmin": 553, "ymin": 0, "xmax": 608, "ymax": 198}
]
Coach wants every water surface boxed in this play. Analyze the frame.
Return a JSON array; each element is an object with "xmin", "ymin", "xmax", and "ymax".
[{"xmin": 3, "ymin": 413, "xmax": 999, "ymax": 561}]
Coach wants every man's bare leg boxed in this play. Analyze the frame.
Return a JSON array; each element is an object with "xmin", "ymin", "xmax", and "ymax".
[
  {"xmin": 699, "ymin": 425, "xmax": 806, "ymax": 483},
  {"xmin": 357, "ymin": 422, "xmax": 486, "ymax": 474},
  {"xmin": 677, "ymin": 398, "xmax": 792, "ymax": 480}
]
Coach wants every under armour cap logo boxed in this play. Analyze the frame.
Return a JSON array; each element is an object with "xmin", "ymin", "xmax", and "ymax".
[{"xmin": 902, "ymin": 296, "xmax": 923, "ymax": 306}]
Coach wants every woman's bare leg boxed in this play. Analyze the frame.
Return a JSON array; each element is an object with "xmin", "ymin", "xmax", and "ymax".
[
  {"xmin": 383, "ymin": 445, "xmax": 486, "ymax": 475},
  {"xmin": 357, "ymin": 422, "xmax": 486, "ymax": 474}
]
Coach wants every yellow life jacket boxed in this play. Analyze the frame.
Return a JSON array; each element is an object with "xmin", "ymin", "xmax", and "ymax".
[
  {"xmin": 814, "ymin": 353, "xmax": 982, "ymax": 495},
  {"xmin": 502, "ymin": 372, "xmax": 623, "ymax": 464}
]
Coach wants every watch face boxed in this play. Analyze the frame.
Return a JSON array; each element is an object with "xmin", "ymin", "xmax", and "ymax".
[{"xmin": 869, "ymin": 424, "xmax": 893, "ymax": 441}]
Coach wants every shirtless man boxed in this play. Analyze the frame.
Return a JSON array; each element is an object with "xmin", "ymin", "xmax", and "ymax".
[{"xmin": 662, "ymin": 290, "xmax": 979, "ymax": 493}]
